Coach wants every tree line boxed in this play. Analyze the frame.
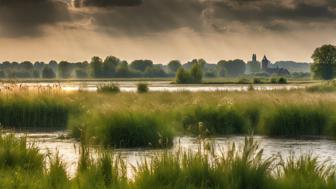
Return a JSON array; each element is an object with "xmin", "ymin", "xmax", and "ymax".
[
  {"xmin": 0, "ymin": 57, "xmax": 258, "ymax": 79},
  {"xmin": 0, "ymin": 53, "xmax": 317, "ymax": 80}
]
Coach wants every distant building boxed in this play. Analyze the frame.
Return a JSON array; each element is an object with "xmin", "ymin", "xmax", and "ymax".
[{"xmin": 260, "ymin": 55, "xmax": 290, "ymax": 75}]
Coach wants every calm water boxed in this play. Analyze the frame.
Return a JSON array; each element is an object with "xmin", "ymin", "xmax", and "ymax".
[
  {"xmin": 1, "ymin": 81, "xmax": 305, "ymax": 92},
  {"xmin": 21, "ymin": 133, "xmax": 336, "ymax": 178}
]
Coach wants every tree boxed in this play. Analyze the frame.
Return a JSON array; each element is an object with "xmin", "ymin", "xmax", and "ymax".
[
  {"xmin": 190, "ymin": 63, "xmax": 203, "ymax": 83},
  {"xmin": 103, "ymin": 56, "xmax": 120, "ymax": 77},
  {"xmin": 168, "ymin": 60, "xmax": 182, "ymax": 73},
  {"xmin": 42, "ymin": 66, "xmax": 56, "ymax": 79},
  {"xmin": 90, "ymin": 56, "xmax": 103, "ymax": 78},
  {"xmin": 311, "ymin": 44, "xmax": 336, "ymax": 80},
  {"xmin": 58, "ymin": 61, "xmax": 73, "ymax": 78},
  {"xmin": 217, "ymin": 59, "xmax": 246, "ymax": 77},
  {"xmin": 130, "ymin": 60, "xmax": 153, "ymax": 72},
  {"xmin": 176, "ymin": 67, "xmax": 191, "ymax": 84},
  {"xmin": 144, "ymin": 65, "xmax": 166, "ymax": 77}
]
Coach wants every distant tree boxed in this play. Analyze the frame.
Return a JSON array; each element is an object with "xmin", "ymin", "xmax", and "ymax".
[
  {"xmin": 103, "ymin": 56, "xmax": 120, "ymax": 77},
  {"xmin": 168, "ymin": 60, "xmax": 182, "ymax": 73},
  {"xmin": 49, "ymin": 60, "xmax": 58, "ymax": 73},
  {"xmin": 42, "ymin": 66, "xmax": 56, "ymax": 79},
  {"xmin": 115, "ymin": 61, "xmax": 129, "ymax": 77},
  {"xmin": 144, "ymin": 65, "xmax": 166, "ymax": 77},
  {"xmin": 58, "ymin": 61, "xmax": 73, "ymax": 78},
  {"xmin": 217, "ymin": 59, "xmax": 246, "ymax": 77},
  {"xmin": 217, "ymin": 66, "xmax": 227, "ymax": 77},
  {"xmin": 176, "ymin": 67, "xmax": 191, "ymax": 84},
  {"xmin": 90, "ymin": 56, "xmax": 103, "ymax": 78},
  {"xmin": 311, "ymin": 44, "xmax": 336, "ymax": 80},
  {"xmin": 190, "ymin": 63, "xmax": 203, "ymax": 83},
  {"xmin": 130, "ymin": 60, "xmax": 153, "ymax": 72}
]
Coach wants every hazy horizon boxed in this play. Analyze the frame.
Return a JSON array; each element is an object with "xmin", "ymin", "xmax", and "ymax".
[{"xmin": 0, "ymin": 0, "xmax": 335, "ymax": 63}]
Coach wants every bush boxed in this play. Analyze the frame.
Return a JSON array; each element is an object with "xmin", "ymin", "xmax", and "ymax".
[
  {"xmin": 278, "ymin": 77, "xmax": 288, "ymax": 84},
  {"xmin": 270, "ymin": 78, "xmax": 278, "ymax": 84},
  {"xmin": 97, "ymin": 83, "xmax": 120, "ymax": 93},
  {"xmin": 238, "ymin": 78, "xmax": 250, "ymax": 84},
  {"xmin": 253, "ymin": 78, "xmax": 263, "ymax": 84},
  {"xmin": 137, "ymin": 83, "xmax": 149, "ymax": 93}
]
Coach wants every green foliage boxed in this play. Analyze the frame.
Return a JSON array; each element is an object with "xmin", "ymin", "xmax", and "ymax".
[
  {"xmin": 253, "ymin": 78, "xmax": 263, "ymax": 84},
  {"xmin": 137, "ymin": 83, "xmax": 149, "ymax": 93},
  {"xmin": 97, "ymin": 83, "xmax": 120, "ymax": 93},
  {"xmin": 168, "ymin": 60, "xmax": 182, "ymax": 73},
  {"xmin": 262, "ymin": 105, "xmax": 332, "ymax": 137},
  {"xmin": 42, "ymin": 66, "xmax": 56, "ymax": 79},
  {"xmin": 217, "ymin": 59, "xmax": 246, "ymax": 77},
  {"xmin": 311, "ymin": 44, "xmax": 336, "ymax": 80},
  {"xmin": 0, "ymin": 95, "xmax": 71, "ymax": 130},
  {"xmin": 130, "ymin": 60, "xmax": 154, "ymax": 72},
  {"xmin": 175, "ymin": 63, "xmax": 203, "ymax": 84},
  {"xmin": 278, "ymin": 77, "xmax": 287, "ymax": 84},
  {"xmin": 90, "ymin": 56, "xmax": 104, "ymax": 78},
  {"xmin": 182, "ymin": 106, "xmax": 249, "ymax": 135},
  {"xmin": 306, "ymin": 81, "xmax": 336, "ymax": 92},
  {"xmin": 79, "ymin": 112, "xmax": 174, "ymax": 148}
]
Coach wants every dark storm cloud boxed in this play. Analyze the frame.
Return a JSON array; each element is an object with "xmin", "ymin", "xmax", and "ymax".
[
  {"xmin": 86, "ymin": 0, "xmax": 206, "ymax": 35},
  {"xmin": 80, "ymin": 0, "xmax": 142, "ymax": 7},
  {"xmin": 1, "ymin": 0, "xmax": 336, "ymax": 37},
  {"xmin": 0, "ymin": 0, "xmax": 71, "ymax": 37}
]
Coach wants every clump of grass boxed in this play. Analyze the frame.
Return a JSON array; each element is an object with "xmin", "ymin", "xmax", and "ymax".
[
  {"xmin": 73, "ymin": 149, "xmax": 128, "ymax": 189},
  {"xmin": 306, "ymin": 81, "xmax": 336, "ymax": 93},
  {"xmin": 0, "ymin": 134, "xmax": 43, "ymax": 170},
  {"xmin": 238, "ymin": 78, "xmax": 250, "ymax": 84},
  {"xmin": 137, "ymin": 83, "xmax": 149, "ymax": 93},
  {"xmin": 0, "ymin": 94, "xmax": 71, "ymax": 130},
  {"xmin": 133, "ymin": 137, "xmax": 275, "ymax": 189},
  {"xmin": 261, "ymin": 104, "xmax": 332, "ymax": 137},
  {"xmin": 97, "ymin": 83, "xmax": 120, "ymax": 93},
  {"xmin": 278, "ymin": 77, "xmax": 288, "ymax": 84},
  {"xmin": 277, "ymin": 155, "xmax": 336, "ymax": 189},
  {"xmin": 78, "ymin": 112, "xmax": 174, "ymax": 148},
  {"xmin": 253, "ymin": 78, "xmax": 263, "ymax": 84},
  {"xmin": 182, "ymin": 106, "xmax": 249, "ymax": 135},
  {"xmin": 270, "ymin": 78, "xmax": 278, "ymax": 84}
]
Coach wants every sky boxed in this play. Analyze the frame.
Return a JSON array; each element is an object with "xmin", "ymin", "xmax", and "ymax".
[{"xmin": 0, "ymin": 0, "xmax": 335, "ymax": 64}]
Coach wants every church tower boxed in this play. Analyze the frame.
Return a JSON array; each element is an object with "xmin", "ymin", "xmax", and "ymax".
[{"xmin": 262, "ymin": 55, "xmax": 269, "ymax": 71}]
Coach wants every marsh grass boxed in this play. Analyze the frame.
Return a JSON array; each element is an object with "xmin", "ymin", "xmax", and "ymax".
[
  {"xmin": 1, "ymin": 134, "xmax": 336, "ymax": 189},
  {"xmin": 97, "ymin": 83, "xmax": 121, "ymax": 93},
  {"xmin": 261, "ymin": 104, "xmax": 334, "ymax": 137},
  {"xmin": 75, "ymin": 111, "xmax": 174, "ymax": 148}
]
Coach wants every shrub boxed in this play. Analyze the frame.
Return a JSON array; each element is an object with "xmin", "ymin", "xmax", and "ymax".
[
  {"xmin": 97, "ymin": 83, "xmax": 120, "ymax": 93},
  {"xmin": 278, "ymin": 77, "xmax": 288, "ymax": 84},
  {"xmin": 253, "ymin": 78, "xmax": 263, "ymax": 84},
  {"xmin": 238, "ymin": 78, "xmax": 250, "ymax": 84},
  {"xmin": 270, "ymin": 78, "xmax": 278, "ymax": 84},
  {"xmin": 137, "ymin": 83, "xmax": 149, "ymax": 93}
]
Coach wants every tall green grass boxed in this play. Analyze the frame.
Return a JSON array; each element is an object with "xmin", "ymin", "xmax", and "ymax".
[
  {"xmin": 261, "ymin": 104, "xmax": 333, "ymax": 137},
  {"xmin": 1, "ymin": 134, "xmax": 336, "ymax": 189},
  {"xmin": 0, "ymin": 94, "xmax": 72, "ymax": 130},
  {"xmin": 181, "ymin": 106, "xmax": 249, "ymax": 135},
  {"xmin": 72, "ymin": 112, "xmax": 174, "ymax": 148}
]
